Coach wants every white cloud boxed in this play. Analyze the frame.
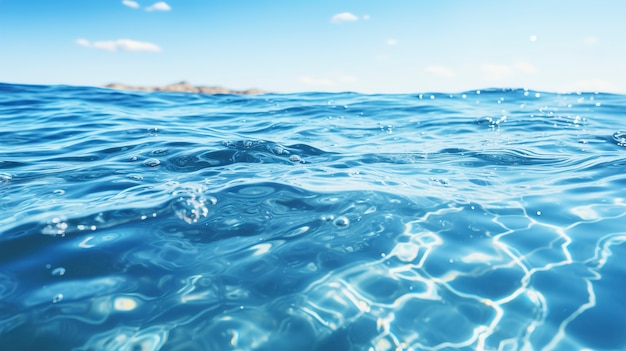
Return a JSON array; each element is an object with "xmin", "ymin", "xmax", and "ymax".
[
  {"xmin": 386, "ymin": 38, "xmax": 398, "ymax": 46},
  {"xmin": 583, "ymin": 35, "xmax": 598, "ymax": 45},
  {"xmin": 331, "ymin": 12, "xmax": 358, "ymax": 24},
  {"xmin": 75, "ymin": 38, "xmax": 90, "ymax": 47},
  {"xmin": 122, "ymin": 0, "xmax": 140, "ymax": 9},
  {"xmin": 482, "ymin": 64, "xmax": 514, "ymax": 79},
  {"xmin": 530, "ymin": 35, "xmax": 537, "ymax": 42},
  {"xmin": 76, "ymin": 38, "xmax": 161, "ymax": 52},
  {"xmin": 362, "ymin": 15, "xmax": 370, "ymax": 20},
  {"xmin": 146, "ymin": 1, "xmax": 171, "ymax": 11}
]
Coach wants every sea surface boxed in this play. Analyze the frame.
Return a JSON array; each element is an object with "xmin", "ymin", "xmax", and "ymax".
[{"xmin": 1, "ymin": 82, "xmax": 625, "ymax": 351}]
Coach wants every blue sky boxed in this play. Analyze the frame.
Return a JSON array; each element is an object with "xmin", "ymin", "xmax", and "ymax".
[{"xmin": 1, "ymin": 0, "xmax": 625, "ymax": 93}]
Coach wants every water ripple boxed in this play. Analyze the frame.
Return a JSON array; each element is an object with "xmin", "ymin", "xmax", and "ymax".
[{"xmin": 1, "ymin": 83, "xmax": 625, "ymax": 350}]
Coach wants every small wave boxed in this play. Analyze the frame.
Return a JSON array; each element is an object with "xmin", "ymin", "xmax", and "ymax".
[{"xmin": 1, "ymin": 84, "xmax": 626, "ymax": 350}]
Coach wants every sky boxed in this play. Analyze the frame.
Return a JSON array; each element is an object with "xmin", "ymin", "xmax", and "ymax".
[{"xmin": 1, "ymin": 0, "xmax": 626, "ymax": 94}]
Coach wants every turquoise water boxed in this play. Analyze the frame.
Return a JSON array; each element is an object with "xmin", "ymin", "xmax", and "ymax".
[{"xmin": 1, "ymin": 83, "xmax": 625, "ymax": 351}]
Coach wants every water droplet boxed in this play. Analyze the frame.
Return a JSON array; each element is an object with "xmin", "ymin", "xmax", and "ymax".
[
  {"xmin": 536, "ymin": 211, "xmax": 542, "ymax": 216},
  {"xmin": 173, "ymin": 191, "xmax": 209, "ymax": 224},
  {"xmin": 333, "ymin": 216, "xmax": 350, "ymax": 228},
  {"xmin": 152, "ymin": 148, "xmax": 168, "ymax": 155},
  {"xmin": 128, "ymin": 174, "xmax": 143, "ymax": 181},
  {"xmin": 289, "ymin": 155, "xmax": 302, "ymax": 163},
  {"xmin": 271, "ymin": 146, "xmax": 285, "ymax": 155},
  {"xmin": 143, "ymin": 158, "xmax": 160, "ymax": 167},
  {"xmin": 52, "ymin": 293, "xmax": 63, "ymax": 303},
  {"xmin": 42, "ymin": 218, "xmax": 68, "ymax": 236},
  {"xmin": 612, "ymin": 131, "xmax": 626, "ymax": 147},
  {"xmin": 51, "ymin": 267, "xmax": 66, "ymax": 276},
  {"xmin": 53, "ymin": 189, "xmax": 65, "ymax": 195}
]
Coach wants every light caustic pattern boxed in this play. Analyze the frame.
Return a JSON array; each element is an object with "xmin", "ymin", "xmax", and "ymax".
[
  {"xmin": 290, "ymin": 202, "xmax": 626, "ymax": 351},
  {"xmin": 53, "ymin": 187, "xmax": 625, "ymax": 351},
  {"xmin": 161, "ymin": 201, "xmax": 623, "ymax": 351}
]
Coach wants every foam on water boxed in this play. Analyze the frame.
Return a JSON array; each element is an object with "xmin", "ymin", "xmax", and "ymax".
[{"xmin": 1, "ymin": 83, "xmax": 625, "ymax": 350}]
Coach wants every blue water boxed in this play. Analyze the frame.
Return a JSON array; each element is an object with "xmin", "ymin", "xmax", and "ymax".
[{"xmin": 1, "ymin": 82, "xmax": 625, "ymax": 351}]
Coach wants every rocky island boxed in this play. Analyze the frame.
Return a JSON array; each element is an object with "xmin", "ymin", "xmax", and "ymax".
[{"xmin": 104, "ymin": 81, "xmax": 266, "ymax": 95}]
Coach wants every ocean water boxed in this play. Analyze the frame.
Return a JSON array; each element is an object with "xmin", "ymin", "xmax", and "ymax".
[{"xmin": 1, "ymin": 82, "xmax": 625, "ymax": 351}]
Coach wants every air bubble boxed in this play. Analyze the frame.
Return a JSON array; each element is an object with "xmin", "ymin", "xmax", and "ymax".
[
  {"xmin": 612, "ymin": 131, "xmax": 626, "ymax": 147},
  {"xmin": 52, "ymin": 293, "xmax": 63, "ymax": 303},
  {"xmin": 51, "ymin": 267, "xmax": 66, "ymax": 276},
  {"xmin": 289, "ymin": 155, "xmax": 303, "ymax": 163},
  {"xmin": 143, "ymin": 158, "xmax": 161, "ymax": 167},
  {"xmin": 42, "ymin": 218, "xmax": 68, "ymax": 236},
  {"xmin": 333, "ymin": 216, "xmax": 350, "ymax": 228}
]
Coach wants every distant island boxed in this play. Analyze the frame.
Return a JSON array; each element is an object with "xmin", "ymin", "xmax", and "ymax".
[{"xmin": 103, "ymin": 81, "xmax": 266, "ymax": 95}]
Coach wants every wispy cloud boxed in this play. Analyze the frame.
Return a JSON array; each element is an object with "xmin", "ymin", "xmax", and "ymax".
[
  {"xmin": 122, "ymin": 0, "xmax": 140, "ymax": 9},
  {"xmin": 583, "ymin": 35, "xmax": 598, "ymax": 45},
  {"xmin": 146, "ymin": 1, "xmax": 171, "ymax": 12},
  {"xmin": 76, "ymin": 38, "xmax": 161, "ymax": 52},
  {"xmin": 362, "ymin": 15, "xmax": 371, "ymax": 20},
  {"xmin": 482, "ymin": 61, "xmax": 537, "ymax": 79},
  {"xmin": 331, "ymin": 12, "xmax": 358, "ymax": 24},
  {"xmin": 425, "ymin": 65, "xmax": 455, "ymax": 78},
  {"xmin": 386, "ymin": 38, "xmax": 398, "ymax": 46}
]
